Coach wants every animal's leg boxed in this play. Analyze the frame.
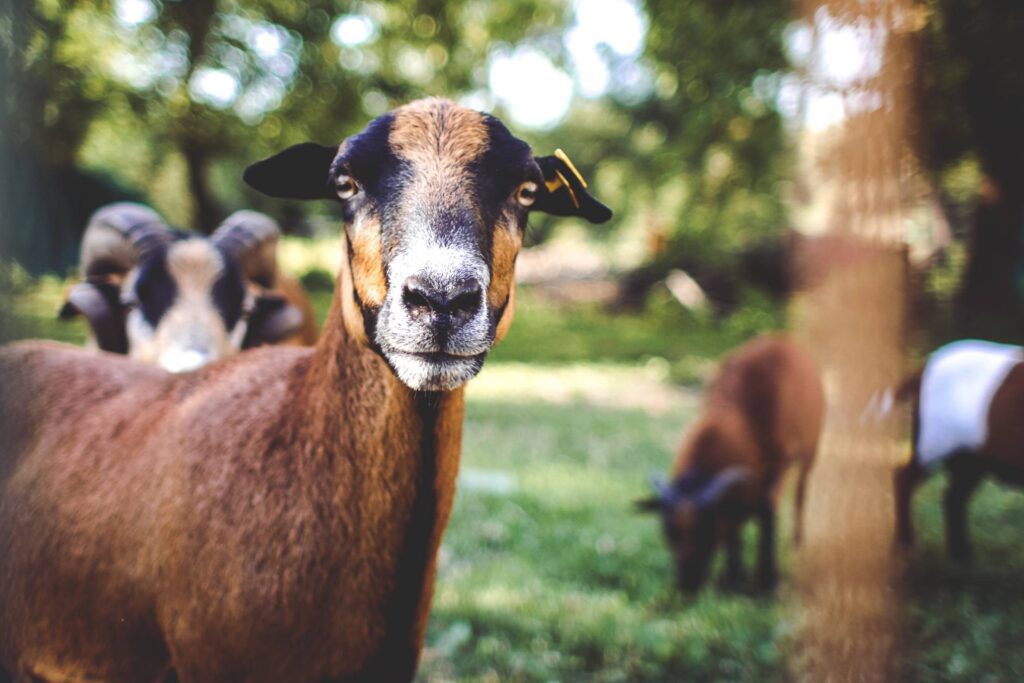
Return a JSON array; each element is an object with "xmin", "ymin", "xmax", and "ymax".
[
  {"xmin": 755, "ymin": 501, "xmax": 777, "ymax": 590},
  {"xmin": 792, "ymin": 461, "xmax": 812, "ymax": 548},
  {"xmin": 944, "ymin": 456, "xmax": 984, "ymax": 565},
  {"xmin": 894, "ymin": 456, "xmax": 924, "ymax": 549},
  {"xmin": 721, "ymin": 527, "xmax": 745, "ymax": 588}
]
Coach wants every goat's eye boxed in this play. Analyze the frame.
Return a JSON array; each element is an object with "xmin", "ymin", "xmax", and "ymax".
[
  {"xmin": 335, "ymin": 175, "xmax": 359, "ymax": 200},
  {"xmin": 516, "ymin": 181, "xmax": 537, "ymax": 207}
]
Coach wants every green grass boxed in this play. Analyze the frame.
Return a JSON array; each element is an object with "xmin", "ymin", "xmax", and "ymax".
[
  {"xmin": 899, "ymin": 478, "xmax": 1024, "ymax": 682},
  {"xmin": 6, "ymin": 270, "xmax": 1024, "ymax": 681},
  {"xmin": 423, "ymin": 382, "xmax": 790, "ymax": 682}
]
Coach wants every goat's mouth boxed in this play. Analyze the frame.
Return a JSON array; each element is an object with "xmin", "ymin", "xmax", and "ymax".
[{"xmin": 381, "ymin": 346, "xmax": 488, "ymax": 391}]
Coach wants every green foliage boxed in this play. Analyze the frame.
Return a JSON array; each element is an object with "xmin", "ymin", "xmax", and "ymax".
[{"xmin": 5, "ymin": 0, "xmax": 795, "ymax": 283}]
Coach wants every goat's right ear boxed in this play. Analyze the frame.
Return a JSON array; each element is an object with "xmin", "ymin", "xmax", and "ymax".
[
  {"xmin": 243, "ymin": 143, "xmax": 339, "ymax": 200},
  {"xmin": 243, "ymin": 294, "xmax": 304, "ymax": 347},
  {"xmin": 59, "ymin": 281, "xmax": 129, "ymax": 354},
  {"xmin": 533, "ymin": 149, "xmax": 613, "ymax": 224}
]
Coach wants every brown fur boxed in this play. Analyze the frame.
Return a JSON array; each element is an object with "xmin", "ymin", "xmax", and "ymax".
[
  {"xmin": 0, "ymin": 97, "xmax": 610, "ymax": 681},
  {"xmin": 661, "ymin": 335, "xmax": 825, "ymax": 590},
  {"xmin": 348, "ymin": 216, "xmax": 388, "ymax": 309},
  {"xmin": 389, "ymin": 99, "xmax": 490, "ymax": 224},
  {"xmin": 674, "ymin": 335, "xmax": 824, "ymax": 498},
  {"xmin": 0, "ymin": 101, "xmax": 511, "ymax": 683},
  {"xmin": 389, "ymin": 98, "xmax": 489, "ymax": 172},
  {"xmin": 275, "ymin": 272, "xmax": 320, "ymax": 346},
  {"xmin": 488, "ymin": 217, "xmax": 520, "ymax": 311},
  {"xmin": 0, "ymin": 300, "xmax": 461, "ymax": 680}
]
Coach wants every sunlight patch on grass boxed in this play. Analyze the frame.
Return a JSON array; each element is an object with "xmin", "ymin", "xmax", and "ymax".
[{"xmin": 468, "ymin": 360, "xmax": 699, "ymax": 416}]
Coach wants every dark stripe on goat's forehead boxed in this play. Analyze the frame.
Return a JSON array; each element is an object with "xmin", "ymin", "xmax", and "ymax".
[
  {"xmin": 474, "ymin": 115, "xmax": 537, "ymax": 224},
  {"xmin": 333, "ymin": 113, "xmax": 404, "ymax": 203},
  {"xmin": 133, "ymin": 250, "xmax": 177, "ymax": 327},
  {"xmin": 133, "ymin": 238, "xmax": 246, "ymax": 330},
  {"xmin": 211, "ymin": 245, "xmax": 247, "ymax": 330}
]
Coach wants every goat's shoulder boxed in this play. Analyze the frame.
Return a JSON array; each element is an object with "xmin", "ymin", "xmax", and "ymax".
[{"xmin": 0, "ymin": 341, "xmax": 169, "ymax": 422}]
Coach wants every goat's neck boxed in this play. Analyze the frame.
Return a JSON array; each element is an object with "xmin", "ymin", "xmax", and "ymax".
[{"xmin": 300, "ymin": 296, "xmax": 465, "ymax": 676}]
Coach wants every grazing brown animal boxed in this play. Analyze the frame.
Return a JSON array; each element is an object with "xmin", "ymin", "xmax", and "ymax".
[
  {"xmin": 893, "ymin": 339, "xmax": 1024, "ymax": 564},
  {"xmin": 637, "ymin": 335, "xmax": 824, "ymax": 592},
  {"xmin": 0, "ymin": 98, "xmax": 611, "ymax": 682},
  {"xmin": 59, "ymin": 204, "xmax": 317, "ymax": 372}
]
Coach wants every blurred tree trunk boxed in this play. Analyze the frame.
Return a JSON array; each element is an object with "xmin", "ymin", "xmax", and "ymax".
[
  {"xmin": 182, "ymin": 142, "xmax": 223, "ymax": 233},
  {"xmin": 164, "ymin": 0, "xmax": 221, "ymax": 232}
]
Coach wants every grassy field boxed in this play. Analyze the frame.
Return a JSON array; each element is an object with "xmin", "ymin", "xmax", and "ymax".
[{"xmin": 5, "ymin": 269, "xmax": 1024, "ymax": 681}]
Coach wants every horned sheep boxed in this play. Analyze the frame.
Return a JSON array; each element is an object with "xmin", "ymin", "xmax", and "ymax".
[{"xmin": 60, "ymin": 204, "xmax": 317, "ymax": 373}]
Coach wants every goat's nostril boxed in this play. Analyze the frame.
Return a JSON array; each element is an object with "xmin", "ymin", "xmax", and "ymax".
[
  {"xmin": 402, "ymin": 280, "xmax": 434, "ymax": 320},
  {"xmin": 449, "ymin": 282, "xmax": 482, "ymax": 317},
  {"xmin": 402, "ymin": 277, "xmax": 483, "ymax": 323}
]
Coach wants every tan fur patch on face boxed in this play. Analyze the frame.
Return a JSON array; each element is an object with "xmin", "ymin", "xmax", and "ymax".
[
  {"xmin": 339, "ymin": 233, "xmax": 370, "ymax": 346},
  {"xmin": 389, "ymin": 98, "xmax": 489, "ymax": 172},
  {"xmin": 349, "ymin": 216, "xmax": 387, "ymax": 307},
  {"xmin": 494, "ymin": 282, "xmax": 516, "ymax": 343},
  {"xmin": 388, "ymin": 99, "xmax": 490, "ymax": 222},
  {"xmin": 166, "ymin": 239, "xmax": 223, "ymax": 293},
  {"xmin": 488, "ymin": 219, "xmax": 521, "ymax": 309}
]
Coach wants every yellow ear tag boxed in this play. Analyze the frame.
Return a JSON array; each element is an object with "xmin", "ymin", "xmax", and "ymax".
[
  {"xmin": 554, "ymin": 170, "xmax": 580, "ymax": 209},
  {"xmin": 554, "ymin": 149, "xmax": 588, "ymax": 188}
]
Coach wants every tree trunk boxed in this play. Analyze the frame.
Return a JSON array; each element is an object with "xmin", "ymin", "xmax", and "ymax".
[{"xmin": 182, "ymin": 142, "xmax": 223, "ymax": 234}]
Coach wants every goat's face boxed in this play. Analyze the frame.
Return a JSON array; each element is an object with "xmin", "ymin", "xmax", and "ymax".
[
  {"xmin": 245, "ymin": 98, "xmax": 611, "ymax": 391},
  {"xmin": 62, "ymin": 204, "xmax": 304, "ymax": 372},
  {"xmin": 636, "ymin": 466, "xmax": 752, "ymax": 593},
  {"xmin": 123, "ymin": 238, "xmax": 248, "ymax": 372}
]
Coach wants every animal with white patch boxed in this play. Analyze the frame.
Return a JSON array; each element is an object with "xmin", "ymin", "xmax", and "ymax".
[
  {"xmin": 894, "ymin": 339, "xmax": 1024, "ymax": 563},
  {"xmin": 59, "ymin": 204, "xmax": 316, "ymax": 372},
  {"xmin": 637, "ymin": 335, "xmax": 825, "ymax": 592},
  {"xmin": 0, "ymin": 98, "xmax": 610, "ymax": 681}
]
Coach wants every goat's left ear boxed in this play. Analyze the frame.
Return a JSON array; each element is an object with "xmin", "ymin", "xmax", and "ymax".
[
  {"xmin": 59, "ymin": 281, "xmax": 129, "ymax": 354},
  {"xmin": 532, "ymin": 149, "xmax": 612, "ymax": 224},
  {"xmin": 243, "ymin": 143, "xmax": 340, "ymax": 200},
  {"xmin": 243, "ymin": 295, "xmax": 304, "ymax": 347}
]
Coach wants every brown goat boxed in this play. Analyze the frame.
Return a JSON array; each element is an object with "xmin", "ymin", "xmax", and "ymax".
[
  {"xmin": 0, "ymin": 98, "xmax": 611, "ymax": 681},
  {"xmin": 893, "ymin": 339, "xmax": 1024, "ymax": 564},
  {"xmin": 637, "ymin": 335, "xmax": 824, "ymax": 592}
]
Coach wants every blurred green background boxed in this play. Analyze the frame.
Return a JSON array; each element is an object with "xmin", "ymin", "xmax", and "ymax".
[{"xmin": 4, "ymin": 0, "xmax": 1024, "ymax": 680}]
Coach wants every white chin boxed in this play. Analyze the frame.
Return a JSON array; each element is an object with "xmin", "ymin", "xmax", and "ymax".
[{"xmin": 386, "ymin": 351, "xmax": 484, "ymax": 391}]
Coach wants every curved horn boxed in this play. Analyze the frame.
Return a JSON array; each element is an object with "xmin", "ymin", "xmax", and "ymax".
[
  {"xmin": 80, "ymin": 203, "xmax": 172, "ymax": 278},
  {"xmin": 211, "ymin": 210, "xmax": 282, "ymax": 288},
  {"xmin": 695, "ymin": 466, "xmax": 753, "ymax": 508}
]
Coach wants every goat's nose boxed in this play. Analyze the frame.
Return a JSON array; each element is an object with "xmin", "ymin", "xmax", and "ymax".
[{"xmin": 402, "ymin": 276, "xmax": 483, "ymax": 325}]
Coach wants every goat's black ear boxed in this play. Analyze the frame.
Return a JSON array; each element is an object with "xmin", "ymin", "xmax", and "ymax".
[
  {"xmin": 244, "ymin": 143, "xmax": 339, "ymax": 200},
  {"xmin": 533, "ymin": 150, "xmax": 612, "ymax": 224},
  {"xmin": 243, "ymin": 294, "xmax": 304, "ymax": 347},
  {"xmin": 59, "ymin": 281, "xmax": 129, "ymax": 354}
]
